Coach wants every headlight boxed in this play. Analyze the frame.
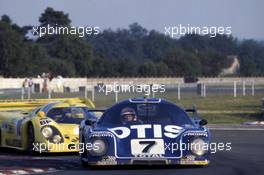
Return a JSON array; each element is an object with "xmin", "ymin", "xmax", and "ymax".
[
  {"xmin": 41, "ymin": 126, "xmax": 53, "ymax": 138},
  {"xmin": 89, "ymin": 139, "xmax": 107, "ymax": 156},
  {"xmin": 190, "ymin": 138, "xmax": 207, "ymax": 156},
  {"xmin": 73, "ymin": 127, "xmax": 79, "ymax": 135},
  {"xmin": 53, "ymin": 135, "xmax": 62, "ymax": 144}
]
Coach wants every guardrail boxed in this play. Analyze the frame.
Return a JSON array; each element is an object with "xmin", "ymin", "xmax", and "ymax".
[{"xmin": 1, "ymin": 77, "xmax": 264, "ymax": 89}]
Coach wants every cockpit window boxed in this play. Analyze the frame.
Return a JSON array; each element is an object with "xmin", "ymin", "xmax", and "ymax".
[
  {"xmin": 47, "ymin": 107, "xmax": 88, "ymax": 124},
  {"xmin": 98, "ymin": 101, "xmax": 194, "ymax": 127}
]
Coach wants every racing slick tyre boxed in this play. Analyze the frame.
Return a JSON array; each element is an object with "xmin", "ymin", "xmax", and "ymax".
[
  {"xmin": 27, "ymin": 123, "xmax": 36, "ymax": 155},
  {"xmin": 0, "ymin": 129, "xmax": 1, "ymax": 146},
  {"xmin": 80, "ymin": 135, "xmax": 89, "ymax": 167}
]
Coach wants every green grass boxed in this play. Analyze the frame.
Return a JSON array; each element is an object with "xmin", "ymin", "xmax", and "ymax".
[
  {"xmin": 200, "ymin": 113, "xmax": 263, "ymax": 124},
  {"xmin": 91, "ymin": 92, "xmax": 264, "ymax": 124},
  {"xmin": 0, "ymin": 91, "xmax": 263, "ymax": 124}
]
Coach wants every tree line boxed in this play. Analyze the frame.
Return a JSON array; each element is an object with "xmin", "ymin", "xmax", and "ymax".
[{"xmin": 0, "ymin": 7, "xmax": 263, "ymax": 78}]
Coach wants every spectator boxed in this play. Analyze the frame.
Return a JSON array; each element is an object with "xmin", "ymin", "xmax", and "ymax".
[{"xmin": 28, "ymin": 78, "xmax": 34, "ymax": 93}]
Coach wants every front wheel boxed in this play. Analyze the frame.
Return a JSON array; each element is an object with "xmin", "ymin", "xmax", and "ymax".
[
  {"xmin": 0, "ymin": 129, "xmax": 2, "ymax": 146},
  {"xmin": 27, "ymin": 124, "xmax": 35, "ymax": 154}
]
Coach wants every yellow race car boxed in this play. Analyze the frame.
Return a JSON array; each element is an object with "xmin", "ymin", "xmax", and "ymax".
[{"xmin": 0, "ymin": 98, "xmax": 95, "ymax": 153}]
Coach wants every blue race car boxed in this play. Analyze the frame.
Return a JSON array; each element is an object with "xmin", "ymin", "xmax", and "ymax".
[{"xmin": 79, "ymin": 98, "xmax": 211, "ymax": 166}]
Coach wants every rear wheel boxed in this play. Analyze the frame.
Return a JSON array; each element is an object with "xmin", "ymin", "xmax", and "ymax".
[{"xmin": 27, "ymin": 124, "xmax": 35, "ymax": 154}]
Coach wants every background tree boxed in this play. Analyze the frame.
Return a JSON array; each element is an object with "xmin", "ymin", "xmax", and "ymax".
[
  {"xmin": 39, "ymin": 7, "xmax": 71, "ymax": 27},
  {"xmin": 1, "ymin": 8, "xmax": 264, "ymax": 77}
]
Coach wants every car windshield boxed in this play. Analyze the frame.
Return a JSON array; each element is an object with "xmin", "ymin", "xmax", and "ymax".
[
  {"xmin": 47, "ymin": 107, "xmax": 89, "ymax": 124},
  {"xmin": 98, "ymin": 101, "xmax": 194, "ymax": 127}
]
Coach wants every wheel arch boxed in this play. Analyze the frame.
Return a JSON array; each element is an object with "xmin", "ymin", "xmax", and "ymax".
[
  {"xmin": 24, "ymin": 121, "xmax": 34, "ymax": 146},
  {"xmin": 0, "ymin": 126, "xmax": 2, "ymax": 146}
]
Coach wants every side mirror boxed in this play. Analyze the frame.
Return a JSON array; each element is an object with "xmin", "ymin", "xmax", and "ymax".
[
  {"xmin": 37, "ymin": 111, "xmax": 46, "ymax": 118},
  {"xmin": 199, "ymin": 119, "xmax": 208, "ymax": 126},
  {"xmin": 84, "ymin": 118, "xmax": 97, "ymax": 126}
]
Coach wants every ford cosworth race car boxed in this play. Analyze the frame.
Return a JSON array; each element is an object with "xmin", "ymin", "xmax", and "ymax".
[
  {"xmin": 80, "ymin": 98, "xmax": 211, "ymax": 166},
  {"xmin": 0, "ymin": 99, "xmax": 95, "ymax": 153}
]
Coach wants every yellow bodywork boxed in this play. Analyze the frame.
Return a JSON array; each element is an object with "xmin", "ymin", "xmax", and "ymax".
[
  {"xmin": 0, "ymin": 98, "xmax": 95, "ymax": 111},
  {"xmin": 0, "ymin": 98, "xmax": 95, "ymax": 153}
]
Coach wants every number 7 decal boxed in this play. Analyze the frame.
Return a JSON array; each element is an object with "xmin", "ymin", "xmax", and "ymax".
[
  {"xmin": 139, "ymin": 140, "xmax": 156, "ymax": 153},
  {"xmin": 131, "ymin": 139, "xmax": 165, "ymax": 155}
]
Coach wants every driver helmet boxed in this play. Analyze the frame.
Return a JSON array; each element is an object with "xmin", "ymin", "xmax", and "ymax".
[{"xmin": 120, "ymin": 107, "xmax": 137, "ymax": 124}]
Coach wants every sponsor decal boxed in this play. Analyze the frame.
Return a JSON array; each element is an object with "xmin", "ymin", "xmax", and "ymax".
[
  {"xmin": 107, "ymin": 124, "xmax": 183, "ymax": 157},
  {"xmin": 181, "ymin": 155, "xmax": 195, "ymax": 161},
  {"xmin": 39, "ymin": 119, "xmax": 52, "ymax": 126},
  {"xmin": 133, "ymin": 154, "xmax": 164, "ymax": 158},
  {"xmin": 108, "ymin": 124, "xmax": 183, "ymax": 139},
  {"xmin": 96, "ymin": 156, "xmax": 117, "ymax": 165},
  {"xmin": 183, "ymin": 131, "xmax": 208, "ymax": 137},
  {"xmin": 91, "ymin": 131, "xmax": 114, "ymax": 138}
]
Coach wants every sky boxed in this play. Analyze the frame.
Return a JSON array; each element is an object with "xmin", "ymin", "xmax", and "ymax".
[{"xmin": 0, "ymin": 0, "xmax": 264, "ymax": 40}]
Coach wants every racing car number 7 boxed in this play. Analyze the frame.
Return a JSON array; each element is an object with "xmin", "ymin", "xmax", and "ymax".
[
  {"xmin": 139, "ymin": 140, "xmax": 156, "ymax": 153},
  {"xmin": 131, "ymin": 139, "xmax": 165, "ymax": 155}
]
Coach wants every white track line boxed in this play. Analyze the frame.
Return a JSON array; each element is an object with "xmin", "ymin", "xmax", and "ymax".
[
  {"xmin": 0, "ymin": 168, "xmax": 58, "ymax": 175},
  {"xmin": 29, "ymin": 168, "xmax": 44, "ymax": 173},
  {"xmin": 11, "ymin": 170, "xmax": 28, "ymax": 174}
]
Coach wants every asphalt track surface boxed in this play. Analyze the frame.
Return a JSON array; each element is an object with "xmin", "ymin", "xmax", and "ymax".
[{"xmin": 0, "ymin": 126, "xmax": 264, "ymax": 175}]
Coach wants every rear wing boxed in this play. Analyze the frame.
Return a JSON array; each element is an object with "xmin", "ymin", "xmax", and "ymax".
[{"xmin": 87, "ymin": 108, "xmax": 106, "ymax": 113}]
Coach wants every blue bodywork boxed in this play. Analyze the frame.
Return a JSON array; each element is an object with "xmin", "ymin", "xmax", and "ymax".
[{"xmin": 80, "ymin": 98, "xmax": 211, "ymax": 166}]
